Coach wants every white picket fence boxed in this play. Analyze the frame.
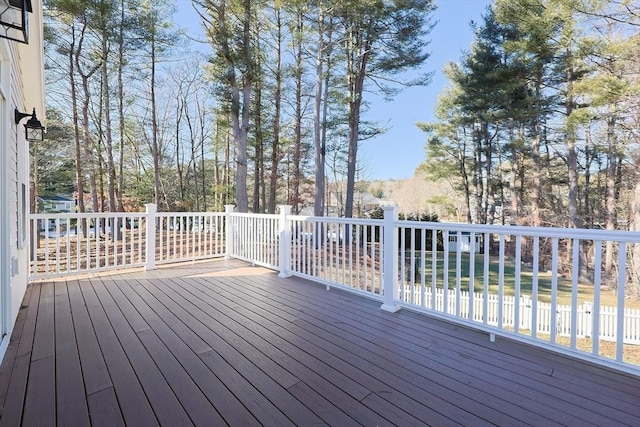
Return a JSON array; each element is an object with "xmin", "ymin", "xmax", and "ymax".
[{"xmin": 401, "ymin": 287, "xmax": 640, "ymax": 344}]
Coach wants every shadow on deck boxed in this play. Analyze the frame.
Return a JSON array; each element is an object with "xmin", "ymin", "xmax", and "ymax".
[{"xmin": 0, "ymin": 259, "xmax": 638, "ymax": 426}]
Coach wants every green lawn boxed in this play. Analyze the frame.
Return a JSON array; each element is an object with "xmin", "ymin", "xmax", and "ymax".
[{"xmin": 404, "ymin": 251, "xmax": 639, "ymax": 308}]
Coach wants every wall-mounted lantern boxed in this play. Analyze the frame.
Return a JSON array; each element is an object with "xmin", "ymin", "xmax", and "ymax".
[
  {"xmin": 15, "ymin": 108, "xmax": 44, "ymax": 142},
  {"xmin": 0, "ymin": 0, "xmax": 32, "ymax": 44}
]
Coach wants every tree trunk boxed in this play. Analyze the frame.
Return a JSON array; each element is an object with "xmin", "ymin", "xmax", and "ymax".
[
  {"xmin": 253, "ymin": 66, "xmax": 263, "ymax": 213},
  {"xmin": 344, "ymin": 31, "xmax": 370, "ymax": 219},
  {"xmin": 530, "ymin": 66, "xmax": 543, "ymax": 228},
  {"xmin": 313, "ymin": 3, "xmax": 326, "ymax": 217},
  {"xmin": 176, "ymin": 98, "xmax": 186, "ymax": 206},
  {"xmin": 509, "ymin": 125, "xmax": 520, "ymax": 225},
  {"xmin": 631, "ymin": 177, "xmax": 640, "ymax": 299},
  {"xmin": 605, "ymin": 116, "xmax": 618, "ymax": 274},
  {"xmin": 70, "ymin": 24, "xmax": 85, "ymax": 217},
  {"xmin": 457, "ymin": 130, "xmax": 472, "ymax": 223},
  {"xmin": 117, "ymin": 0, "xmax": 125, "ymax": 213},
  {"xmin": 473, "ymin": 125, "xmax": 484, "ymax": 224},
  {"xmin": 214, "ymin": 0, "xmax": 252, "ymax": 212},
  {"xmin": 101, "ymin": 28, "xmax": 117, "ymax": 215},
  {"xmin": 566, "ymin": 68, "xmax": 581, "ymax": 229},
  {"xmin": 291, "ymin": 9, "xmax": 304, "ymax": 214},
  {"xmin": 151, "ymin": 29, "xmax": 161, "ymax": 209},
  {"xmin": 320, "ymin": 23, "xmax": 332, "ymax": 215},
  {"xmin": 77, "ymin": 51, "xmax": 99, "ymax": 213},
  {"xmin": 268, "ymin": 7, "xmax": 282, "ymax": 214}
]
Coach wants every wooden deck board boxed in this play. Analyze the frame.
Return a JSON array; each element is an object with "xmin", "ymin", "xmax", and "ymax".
[
  {"xmin": 0, "ymin": 259, "xmax": 638, "ymax": 426},
  {"xmin": 66, "ymin": 280, "xmax": 113, "ymax": 396},
  {"xmin": 86, "ymin": 387, "xmax": 125, "ymax": 427},
  {"xmin": 217, "ymin": 274, "xmax": 570, "ymax": 426},
  {"xmin": 90, "ymin": 278, "xmax": 194, "ymax": 426},
  {"xmin": 53, "ymin": 282, "xmax": 91, "ymax": 427},
  {"xmin": 217, "ymin": 275, "xmax": 571, "ymax": 423},
  {"xmin": 79, "ymin": 280, "xmax": 160, "ymax": 427},
  {"xmin": 118, "ymin": 279, "xmax": 263, "ymax": 426},
  {"xmin": 99, "ymin": 276, "xmax": 227, "ymax": 427},
  {"xmin": 22, "ymin": 284, "xmax": 56, "ymax": 427},
  {"xmin": 138, "ymin": 275, "xmax": 344, "ymax": 426},
  {"xmin": 203, "ymin": 276, "xmax": 504, "ymax": 426},
  {"xmin": 0, "ymin": 285, "xmax": 34, "ymax": 427},
  {"xmin": 240, "ymin": 272, "xmax": 640, "ymax": 424}
]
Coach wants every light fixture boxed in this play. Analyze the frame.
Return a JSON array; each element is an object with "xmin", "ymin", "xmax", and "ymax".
[
  {"xmin": 0, "ymin": 0, "xmax": 32, "ymax": 44},
  {"xmin": 15, "ymin": 107, "xmax": 45, "ymax": 142}
]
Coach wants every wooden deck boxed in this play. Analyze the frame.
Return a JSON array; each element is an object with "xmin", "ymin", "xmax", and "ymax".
[{"xmin": 0, "ymin": 259, "xmax": 638, "ymax": 426}]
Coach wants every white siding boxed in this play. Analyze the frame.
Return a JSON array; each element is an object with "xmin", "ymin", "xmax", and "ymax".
[{"xmin": 0, "ymin": 1, "xmax": 45, "ymax": 363}]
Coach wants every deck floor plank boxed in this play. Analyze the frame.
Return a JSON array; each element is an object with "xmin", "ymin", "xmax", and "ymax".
[
  {"xmin": 22, "ymin": 284, "xmax": 56, "ymax": 427},
  {"xmin": 53, "ymin": 282, "xmax": 91, "ymax": 427},
  {"xmin": 147, "ymin": 274, "xmax": 393, "ymax": 427},
  {"xmin": 89, "ymin": 278, "xmax": 194, "ymax": 426},
  {"xmin": 139, "ymin": 274, "xmax": 349, "ymax": 426},
  {"xmin": 0, "ymin": 285, "xmax": 32, "ymax": 407},
  {"xmin": 195, "ymin": 275, "xmax": 506, "ymax": 427},
  {"xmin": 85, "ymin": 387, "xmax": 125, "ymax": 427},
  {"xmin": 66, "ymin": 279, "xmax": 113, "ymax": 397},
  {"xmin": 219, "ymin": 274, "xmax": 579, "ymax": 424},
  {"xmin": 101, "ymin": 276, "xmax": 233, "ymax": 427},
  {"xmin": 0, "ymin": 285, "xmax": 38, "ymax": 427},
  {"xmin": 242, "ymin": 272, "xmax": 640, "ymax": 425},
  {"xmin": 0, "ymin": 259, "xmax": 638, "ymax": 427},
  {"xmin": 223, "ymin": 274, "xmax": 584, "ymax": 426},
  {"xmin": 79, "ymin": 280, "xmax": 160, "ymax": 427},
  {"xmin": 121, "ymin": 278, "xmax": 263, "ymax": 427}
]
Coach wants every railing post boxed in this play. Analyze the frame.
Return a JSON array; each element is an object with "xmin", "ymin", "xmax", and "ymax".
[
  {"xmin": 144, "ymin": 203, "xmax": 157, "ymax": 271},
  {"xmin": 224, "ymin": 205, "xmax": 235, "ymax": 260},
  {"xmin": 381, "ymin": 205, "xmax": 400, "ymax": 313},
  {"xmin": 278, "ymin": 205, "xmax": 292, "ymax": 278}
]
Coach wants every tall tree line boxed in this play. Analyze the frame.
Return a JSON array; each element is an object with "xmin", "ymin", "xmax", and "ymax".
[
  {"xmin": 41, "ymin": 0, "xmax": 435, "ymax": 215},
  {"xmin": 43, "ymin": 0, "xmax": 234, "ymax": 213},
  {"xmin": 422, "ymin": 0, "xmax": 639, "ymax": 230},
  {"xmin": 193, "ymin": 0, "xmax": 436, "ymax": 214},
  {"xmin": 420, "ymin": 0, "xmax": 640, "ymax": 295}
]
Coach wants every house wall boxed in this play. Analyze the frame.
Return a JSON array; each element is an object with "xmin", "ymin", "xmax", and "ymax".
[{"xmin": 0, "ymin": 1, "xmax": 45, "ymax": 363}]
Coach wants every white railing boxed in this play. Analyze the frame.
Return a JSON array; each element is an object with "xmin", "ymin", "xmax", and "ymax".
[
  {"xmin": 30, "ymin": 211, "xmax": 147, "ymax": 278},
  {"xmin": 155, "ymin": 211, "xmax": 227, "ymax": 265},
  {"xmin": 394, "ymin": 215, "xmax": 640, "ymax": 368},
  {"xmin": 30, "ymin": 204, "xmax": 640, "ymax": 373},
  {"xmin": 227, "ymin": 211, "xmax": 280, "ymax": 269},
  {"xmin": 29, "ymin": 204, "xmax": 227, "ymax": 279},
  {"xmin": 226, "ymin": 206, "xmax": 640, "ymax": 372},
  {"xmin": 287, "ymin": 215, "xmax": 384, "ymax": 299}
]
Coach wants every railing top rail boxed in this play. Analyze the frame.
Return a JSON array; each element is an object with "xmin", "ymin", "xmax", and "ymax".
[
  {"xmin": 156, "ymin": 211, "xmax": 226, "ymax": 217},
  {"xmin": 397, "ymin": 220, "xmax": 640, "ymax": 242},
  {"xmin": 30, "ymin": 210, "xmax": 640, "ymax": 242},
  {"xmin": 229, "ymin": 212, "xmax": 281, "ymax": 220},
  {"xmin": 30, "ymin": 212, "xmax": 147, "ymax": 219},
  {"xmin": 287, "ymin": 214, "xmax": 381, "ymax": 227},
  {"xmin": 30, "ymin": 211, "xmax": 227, "ymax": 220}
]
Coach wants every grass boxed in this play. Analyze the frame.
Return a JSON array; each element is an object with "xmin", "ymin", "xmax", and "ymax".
[{"xmin": 405, "ymin": 251, "xmax": 640, "ymax": 309}]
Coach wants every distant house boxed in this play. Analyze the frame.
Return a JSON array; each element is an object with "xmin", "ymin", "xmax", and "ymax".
[
  {"xmin": 39, "ymin": 195, "xmax": 76, "ymax": 213},
  {"xmin": 355, "ymin": 193, "xmax": 384, "ymax": 217},
  {"xmin": 0, "ymin": 1, "xmax": 46, "ymax": 363},
  {"xmin": 447, "ymin": 231, "xmax": 481, "ymax": 253}
]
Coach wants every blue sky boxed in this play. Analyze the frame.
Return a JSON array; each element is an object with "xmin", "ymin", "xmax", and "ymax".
[
  {"xmin": 362, "ymin": 0, "xmax": 493, "ymax": 181},
  {"xmin": 176, "ymin": 0, "xmax": 493, "ymax": 181}
]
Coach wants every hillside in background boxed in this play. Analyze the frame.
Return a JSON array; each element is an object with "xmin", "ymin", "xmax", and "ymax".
[{"xmin": 365, "ymin": 172, "xmax": 463, "ymax": 221}]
